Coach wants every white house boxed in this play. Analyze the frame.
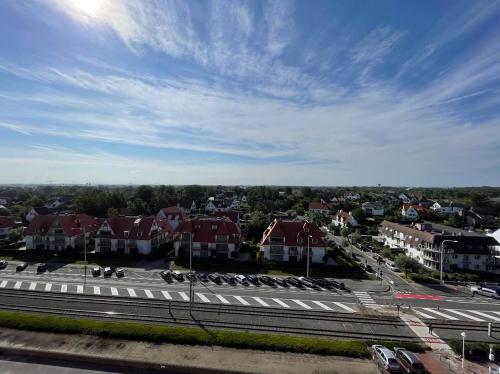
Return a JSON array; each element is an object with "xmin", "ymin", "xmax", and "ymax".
[
  {"xmin": 401, "ymin": 204, "xmax": 419, "ymax": 219},
  {"xmin": 331, "ymin": 210, "xmax": 359, "ymax": 227},
  {"xmin": 205, "ymin": 199, "xmax": 229, "ymax": 213},
  {"xmin": 430, "ymin": 202, "xmax": 464, "ymax": 215},
  {"xmin": 361, "ymin": 202, "xmax": 385, "ymax": 216},
  {"xmin": 25, "ymin": 207, "xmax": 52, "ymax": 222},
  {"xmin": 344, "ymin": 192, "xmax": 361, "ymax": 201},
  {"xmin": 260, "ymin": 219, "xmax": 326, "ymax": 263}
]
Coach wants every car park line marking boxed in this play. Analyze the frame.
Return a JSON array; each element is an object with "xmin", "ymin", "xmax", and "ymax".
[
  {"xmin": 60, "ymin": 284, "xmax": 67, "ymax": 293},
  {"xmin": 0, "ymin": 280, "xmax": 8, "ymax": 288},
  {"xmin": 421, "ymin": 308, "xmax": 459, "ymax": 320},
  {"xmin": 234, "ymin": 296, "xmax": 250, "ymax": 305},
  {"xmin": 144, "ymin": 289, "xmax": 155, "ymax": 299},
  {"xmin": 161, "ymin": 291, "xmax": 172, "ymax": 300},
  {"xmin": 29, "ymin": 282, "xmax": 37, "ymax": 291},
  {"xmin": 45, "ymin": 283, "xmax": 52, "ymax": 292},
  {"xmin": 127, "ymin": 288, "xmax": 137, "ymax": 297},
  {"xmin": 312, "ymin": 300, "xmax": 333, "ymax": 311},
  {"xmin": 415, "ymin": 310, "xmax": 436, "ymax": 319},
  {"xmin": 94, "ymin": 286, "xmax": 100, "ymax": 295},
  {"xmin": 468, "ymin": 310, "xmax": 500, "ymax": 322},
  {"xmin": 253, "ymin": 297, "xmax": 270, "ymax": 307},
  {"xmin": 332, "ymin": 302, "xmax": 356, "ymax": 313},
  {"xmin": 179, "ymin": 292, "xmax": 189, "ymax": 301},
  {"xmin": 77, "ymin": 285, "xmax": 83, "ymax": 294},
  {"xmin": 14, "ymin": 281, "xmax": 22, "ymax": 289},
  {"xmin": 292, "ymin": 300, "xmax": 312, "ymax": 309},
  {"xmin": 215, "ymin": 294, "xmax": 230, "ymax": 304},
  {"xmin": 444, "ymin": 309, "xmax": 484, "ymax": 322},
  {"xmin": 272, "ymin": 298, "xmax": 290, "ymax": 308},
  {"xmin": 110, "ymin": 287, "xmax": 118, "ymax": 296},
  {"xmin": 196, "ymin": 293, "xmax": 210, "ymax": 303}
]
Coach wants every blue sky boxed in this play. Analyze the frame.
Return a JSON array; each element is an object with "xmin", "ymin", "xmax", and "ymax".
[{"xmin": 1, "ymin": 0, "xmax": 500, "ymax": 186}]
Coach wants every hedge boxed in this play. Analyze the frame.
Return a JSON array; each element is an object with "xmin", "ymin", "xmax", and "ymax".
[{"xmin": 448, "ymin": 339, "xmax": 500, "ymax": 359}]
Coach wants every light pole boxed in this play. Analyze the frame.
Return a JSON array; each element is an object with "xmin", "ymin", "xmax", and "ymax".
[
  {"xmin": 440, "ymin": 240, "xmax": 458, "ymax": 284},
  {"xmin": 189, "ymin": 232, "xmax": 193, "ymax": 315},
  {"xmin": 83, "ymin": 225, "xmax": 87, "ymax": 288},
  {"xmin": 461, "ymin": 331, "xmax": 466, "ymax": 369},
  {"xmin": 306, "ymin": 235, "xmax": 312, "ymax": 277}
]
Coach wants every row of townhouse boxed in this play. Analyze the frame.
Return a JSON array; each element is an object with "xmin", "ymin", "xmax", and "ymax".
[{"xmin": 379, "ymin": 220, "xmax": 500, "ymax": 273}]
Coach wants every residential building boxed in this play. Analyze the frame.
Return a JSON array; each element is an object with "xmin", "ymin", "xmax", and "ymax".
[
  {"xmin": 25, "ymin": 206, "xmax": 52, "ymax": 222},
  {"xmin": 361, "ymin": 202, "xmax": 385, "ymax": 216},
  {"xmin": 156, "ymin": 206, "xmax": 187, "ymax": 230},
  {"xmin": 308, "ymin": 201, "xmax": 332, "ymax": 215},
  {"xmin": 430, "ymin": 202, "xmax": 464, "ymax": 215},
  {"xmin": 398, "ymin": 193, "xmax": 411, "ymax": 203},
  {"xmin": 344, "ymin": 191, "xmax": 361, "ymax": 201},
  {"xmin": 94, "ymin": 216, "xmax": 162, "ymax": 255},
  {"xmin": 205, "ymin": 198, "xmax": 230, "ymax": 213},
  {"xmin": 401, "ymin": 204, "xmax": 430, "ymax": 219},
  {"xmin": 212, "ymin": 211, "xmax": 240, "ymax": 226},
  {"xmin": 331, "ymin": 210, "xmax": 359, "ymax": 227},
  {"xmin": 379, "ymin": 221, "xmax": 499, "ymax": 273},
  {"xmin": 260, "ymin": 219, "xmax": 326, "ymax": 263},
  {"xmin": 24, "ymin": 214, "xmax": 101, "ymax": 251},
  {"xmin": 174, "ymin": 216, "xmax": 241, "ymax": 259},
  {"xmin": 0, "ymin": 216, "xmax": 16, "ymax": 239}
]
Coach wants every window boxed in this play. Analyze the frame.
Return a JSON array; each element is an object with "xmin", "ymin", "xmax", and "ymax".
[
  {"xmin": 474, "ymin": 255, "xmax": 480, "ymax": 260},
  {"xmin": 474, "ymin": 265, "xmax": 479, "ymax": 270}
]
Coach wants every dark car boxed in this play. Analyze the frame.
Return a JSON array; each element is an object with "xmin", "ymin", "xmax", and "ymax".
[
  {"xmin": 172, "ymin": 271, "xmax": 184, "ymax": 281},
  {"xmin": 326, "ymin": 279, "xmax": 346, "ymax": 290},
  {"xmin": 115, "ymin": 268, "xmax": 125, "ymax": 277},
  {"xmin": 285, "ymin": 277, "xmax": 303, "ymax": 288},
  {"xmin": 91, "ymin": 266, "xmax": 101, "ymax": 276},
  {"xmin": 0, "ymin": 260, "xmax": 8, "ymax": 269},
  {"xmin": 185, "ymin": 272, "xmax": 197, "ymax": 282},
  {"xmin": 273, "ymin": 277, "xmax": 288, "ymax": 287},
  {"xmin": 208, "ymin": 273, "xmax": 222, "ymax": 284},
  {"xmin": 312, "ymin": 278, "xmax": 334, "ymax": 289},
  {"xmin": 259, "ymin": 275, "xmax": 276, "ymax": 287},
  {"xmin": 16, "ymin": 262, "xmax": 28, "ymax": 272},
  {"xmin": 197, "ymin": 272, "xmax": 209, "ymax": 282},
  {"xmin": 37, "ymin": 263, "xmax": 47, "ymax": 273},
  {"xmin": 245, "ymin": 274, "xmax": 260, "ymax": 285},
  {"xmin": 394, "ymin": 347, "xmax": 426, "ymax": 373},
  {"xmin": 220, "ymin": 273, "xmax": 237, "ymax": 285},
  {"xmin": 298, "ymin": 276, "xmax": 319, "ymax": 289},
  {"xmin": 160, "ymin": 270, "xmax": 173, "ymax": 282},
  {"xmin": 103, "ymin": 267, "xmax": 113, "ymax": 277}
]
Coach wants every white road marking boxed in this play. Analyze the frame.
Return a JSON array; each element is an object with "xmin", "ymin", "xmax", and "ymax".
[
  {"xmin": 60, "ymin": 284, "xmax": 67, "ymax": 293},
  {"xmin": 144, "ymin": 289, "xmax": 155, "ymax": 299},
  {"xmin": 272, "ymin": 298, "xmax": 290, "ymax": 308},
  {"xmin": 161, "ymin": 291, "xmax": 172, "ymax": 300},
  {"xmin": 468, "ymin": 310, "xmax": 500, "ymax": 322},
  {"xmin": 77, "ymin": 285, "xmax": 83, "ymax": 294},
  {"xmin": 444, "ymin": 309, "xmax": 484, "ymax": 322},
  {"xmin": 253, "ymin": 297, "xmax": 269, "ymax": 307},
  {"xmin": 312, "ymin": 300, "xmax": 333, "ymax": 311},
  {"xmin": 234, "ymin": 296, "xmax": 250, "ymax": 305},
  {"xmin": 45, "ymin": 283, "xmax": 52, "ymax": 292},
  {"xmin": 29, "ymin": 282, "xmax": 37, "ymax": 291},
  {"xmin": 415, "ymin": 310, "xmax": 436, "ymax": 319},
  {"xmin": 292, "ymin": 300, "xmax": 312, "ymax": 309},
  {"xmin": 216, "ymin": 294, "xmax": 230, "ymax": 304},
  {"xmin": 110, "ymin": 287, "xmax": 118, "ymax": 296},
  {"xmin": 332, "ymin": 302, "xmax": 356, "ymax": 313},
  {"xmin": 196, "ymin": 293, "xmax": 210, "ymax": 303},
  {"xmin": 179, "ymin": 292, "xmax": 189, "ymax": 301},
  {"xmin": 0, "ymin": 280, "xmax": 7, "ymax": 288},
  {"xmin": 14, "ymin": 281, "xmax": 22, "ymax": 289},
  {"xmin": 127, "ymin": 288, "xmax": 137, "ymax": 297},
  {"xmin": 421, "ymin": 308, "xmax": 459, "ymax": 320},
  {"xmin": 94, "ymin": 286, "xmax": 100, "ymax": 295}
]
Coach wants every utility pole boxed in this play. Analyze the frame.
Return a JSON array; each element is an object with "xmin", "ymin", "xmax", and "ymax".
[
  {"xmin": 83, "ymin": 225, "xmax": 87, "ymax": 289},
  {"xmin": 189, "ymin": 232, "xmax": 193, "ymax": 315},
  {"xmin": 306, "ymin": 235, "xmax": 311, "ymax": 277}
]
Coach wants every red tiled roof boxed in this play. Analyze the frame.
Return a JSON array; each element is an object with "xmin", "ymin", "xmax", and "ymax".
[
  {"xmin": 212, "ymin": 211, "xmax": 240, "ymax": 224},
  {"xmin": 261, "ymin": 219, "xmax": 326, "ymax": 247},
  {"xmin": 334, "ymin": 210, "xmax": 356, "ymax": 223},
  {"xmin": 176, "ymin": 216, "xmax": 241, "ymax": 243},
  {"xmin": 99, "ymin": 216, "xmax": 158, "ymax": 240},
  {"xmin": 403, "ymin": 204, "xmax": 430, "ymax": 214},
  {"xmin": 24, "ymin": 214, "xmax": 101, "ymax": 236},
  {"xmin": 159, "ymin": 206, "xmax": 187, "ymax": 221},
  {"xmin": 308, "ymin": 202, "xmax": 331, "ymax": 211},
  {"xmin": 0, "ymin": 216, "xmax": 16, "ymax": 229}
]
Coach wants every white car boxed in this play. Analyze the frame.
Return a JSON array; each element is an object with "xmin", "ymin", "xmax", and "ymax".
[
  {"xmin": 103, "ymin": 267, "xmax": 113, "ymax": 276},
  {"xmin": 372, "ymin": 344, "xmax": 401, "ymax": 373},
  {"xmin": 471, "ymin": 286, "xmax": 500, "ymax": 299},
  {"xmin": 386, "ymin": 261, "xmax": 400, "ymax": 272}
]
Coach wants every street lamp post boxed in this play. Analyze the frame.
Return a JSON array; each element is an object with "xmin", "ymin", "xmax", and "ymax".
[
  {"xmin": 461, "ymin": 331, "xmax": 467, "ymax": 369},
  {"xmin": 83, "ymin": 225, "xmax": 87, "ymax": 288},
  {"xmin": 189, "ymin": 232, "xmax": 193, "ymax": 315},
  {"xmin": 306, "ymin": 235, "xmax": 312, "ymax": 277},
  {"xmin": 440, "ymin": 240, "xmax": 458, "ymax": 285}
]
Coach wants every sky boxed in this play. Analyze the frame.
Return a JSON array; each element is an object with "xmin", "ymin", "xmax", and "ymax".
[{"xmin": 1, "ymin": 0, "xmax": 500, "ymax": 187}]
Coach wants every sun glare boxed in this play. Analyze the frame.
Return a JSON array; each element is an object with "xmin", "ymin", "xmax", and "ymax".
[{"xmin": 72, "ymin": 0, "xmax": 102, "ymax": 17}]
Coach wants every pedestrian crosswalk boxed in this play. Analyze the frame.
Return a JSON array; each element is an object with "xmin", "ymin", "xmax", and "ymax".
[
  {"xmin": 0, "ymin": 279, "xmax": 381, "ymax": 314},
  {"xmin": 353, "ymin": 291, "xmax": 377, "ymax": 305},
  {"xmin": 415, "ymin": 307, "xmax": 500, "ymax": 323}
]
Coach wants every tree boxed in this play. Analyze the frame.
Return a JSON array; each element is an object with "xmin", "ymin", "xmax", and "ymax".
[
  {"xmin": 107, "ymin": 207, "xmax": 120, "ymax": 218},
  {"xmin": 394, "ymin": 254, "xmax": 421, "ymax": 275},
  {"xmin": 8, "ymin": 229, "xmax": 22, "ymax": 243},
  {"xmin": 245, "ymin": 211, "xmax": 270, "ymax": 242},
  {"xmin": 446, "ymin": 213, "xmax": 463, "ymax": 228}
]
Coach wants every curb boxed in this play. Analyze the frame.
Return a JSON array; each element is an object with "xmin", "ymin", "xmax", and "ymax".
[{"xmin": 0, "ymin": 345, "xmax": 249, "ymax": 374}]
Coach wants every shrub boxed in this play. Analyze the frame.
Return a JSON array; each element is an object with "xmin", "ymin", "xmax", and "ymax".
[
  {"xmin": 448, "ymin": 339, "xmax": 499, "ymax": 359},
  {"xmin": 408, "ymin": 273, "xmax": 438, "ymax": 284}
]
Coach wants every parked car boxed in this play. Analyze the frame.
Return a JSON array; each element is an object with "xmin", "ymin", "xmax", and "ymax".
[
  {"xmin": 197, "ymin": 272, "xmax": 209, "ymax": 282},
  {"xmin": 185, "ymin": 272, "xmax": 197, "ymax": 282},
  {"xmin": 208, "ymin": 273, "xmax": 222, "ymax": 284},
  {"xmin": 115, "ymin": 268, "xmax": 125, "ymax": 277},
  {"xmin": 372, "ymin": 345, "xmax": 401, "ymax": 373},
  {"xmin": 393, "ymin": 347, "xmax": 426, "ymax": 373},
  {"xmin": 235, "ymin": 274, "xmax": 249, "ymax": 286},
  {"xmin": 327, "ymin": 279, "xmax": 346, "ymax": 290},
  {"xmin": 103, "ymin": 267, "xmax": 113, "ymax": 276},
  {"xmin": 172, "ymin": 270, "xmax": 184, "ymax": 281},
  {"xmin": 298, "ymin": 276, "xmax": 319, "ymax": 289},
  {"xmin": 259, "ymin": 275, "xmax": 276, "ymax": 287},
  {"xmin": 471, "ymin": 286, "xmax": 500, "ymax": 299},
  {"xmin": 91, "ymin": 266, "xmax": 101, "ymax": 276},
  {"xmin": 312, "ymin": 278, "xmax": 334, "ymax": 289},
  {"xmin": 285, "ymin": 277, "xmax": 303, "ymax": 288},
  {"xmin": 220, "ymin": 273, "xmax": 237, "ymax": 285},
  {"xmin": 37, "ymin": 263, "xmax": 47, "ymax": 273},
  {"xmin": 16, "ymin": 262, "xmax": 28, "ymax": 272},
  {"xmin": 273, "ymin": 277, "xmax": 288, "ymax": 287},
  {"xmin": 0, "ymin": 260, "xmax": 8, "ymax": 269},
  {"xmin": 160, "ymin": 270, "xmax": 173, "ymax": 281},
  {"xmin": 245, "ymin": 274, "xmax": 260, "ymax": 285}
]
